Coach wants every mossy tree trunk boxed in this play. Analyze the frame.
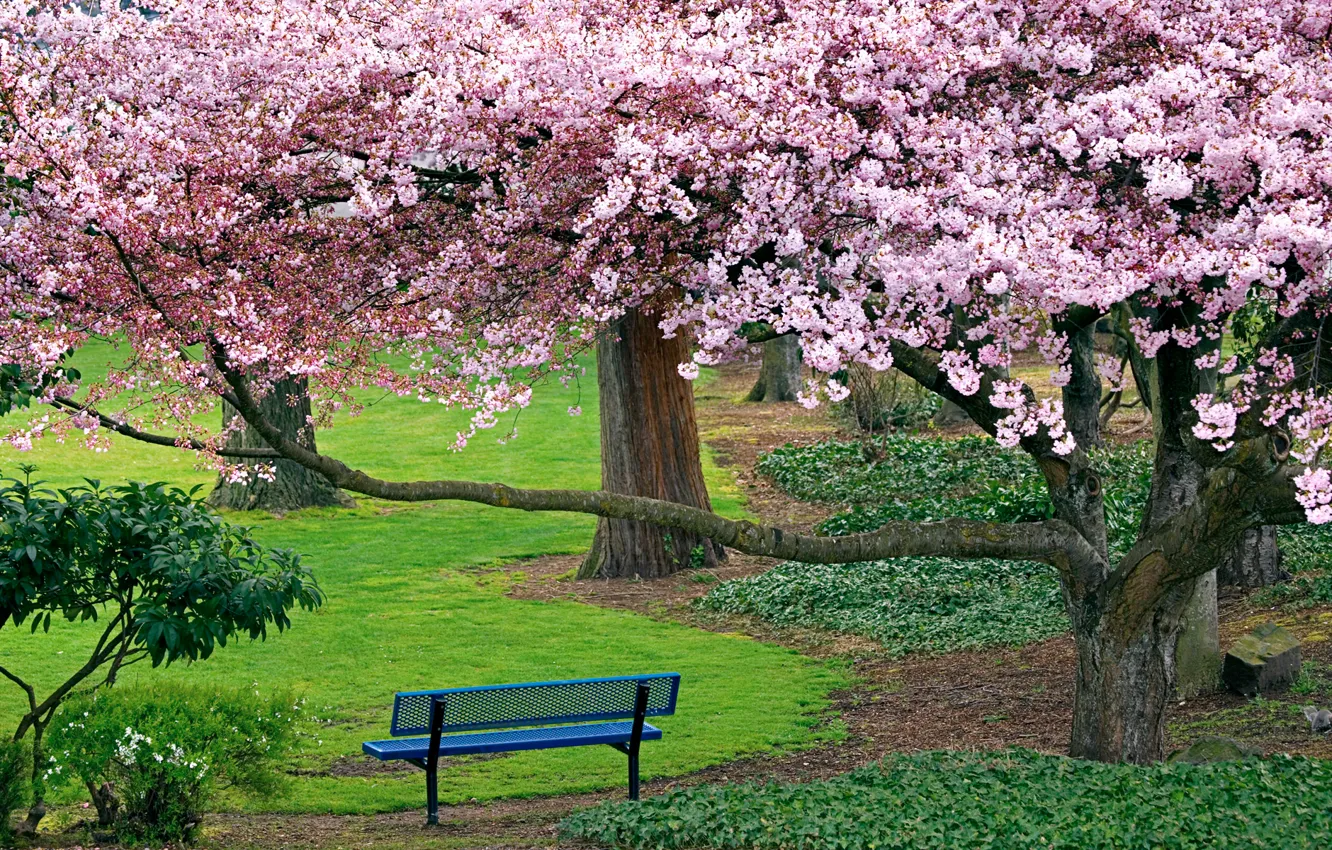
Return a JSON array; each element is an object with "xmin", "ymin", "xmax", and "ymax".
[
  {"xmin": 206, "ymin": 378, "xmax": 354, "ymax": 513},
  {"xmin": 579, "ymin": 308, "xmax": 724, "ymax": 579}
]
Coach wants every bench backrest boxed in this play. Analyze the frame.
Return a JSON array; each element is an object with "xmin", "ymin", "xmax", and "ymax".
[{"xmin": 389, "ymin": 673, "xmax": 681, "ymax": 736}]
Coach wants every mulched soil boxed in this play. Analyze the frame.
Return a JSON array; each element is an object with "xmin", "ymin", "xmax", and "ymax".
[{"xmin": 32, "ymin": 359, "xmax": 1332, "ymax": 849}]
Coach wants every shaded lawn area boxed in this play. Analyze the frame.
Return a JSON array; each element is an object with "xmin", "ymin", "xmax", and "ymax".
[{"xmin": 0, "ymin": 342, "xmax": 844, "ymax": 815}]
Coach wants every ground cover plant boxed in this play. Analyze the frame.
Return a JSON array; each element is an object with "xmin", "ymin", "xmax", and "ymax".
[
  {"xmin": 561, "ymin": 749, "xmax": 1332, "ymax": 850},
  {"xmin": 754, "ymin": 436, "xmax": 1042, "ymax": 506},
  {"xmin": 0, "ymin": 344, "xmax": 843, "ymax": 817},
  {"xmin": 700, "ymin": 438, "xmax": 1153, "ymax": 655},
  {"xmin": 699, "ymin": 558, "xmax": 1067, "ymax": 656}
]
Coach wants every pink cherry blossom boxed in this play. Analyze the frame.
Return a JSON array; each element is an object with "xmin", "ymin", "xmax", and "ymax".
[{"xmin": 0, "ymin": 0, "xmax": 1328, "ymax": 519}]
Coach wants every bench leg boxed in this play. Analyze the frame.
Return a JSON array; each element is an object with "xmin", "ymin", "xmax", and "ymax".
[
  {"xmin": 426, "ymin": 696, "xmax": 447, "ymax": 826},
  {"xmin": 426, "ymin": 759, "xmax": 439, "ymax": 825},
  {"xmin": 627, "ymin": 681, "xmax": 650, "ymax": 802},
  {"xmin": 628, "ymin": 745, "xmax": 640, "ymax": 801}
]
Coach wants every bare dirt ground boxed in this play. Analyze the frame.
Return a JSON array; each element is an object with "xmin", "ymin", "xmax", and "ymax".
[{"xmin": 38, "ymin": 360, "xmax": 1332, "ymax": 849}]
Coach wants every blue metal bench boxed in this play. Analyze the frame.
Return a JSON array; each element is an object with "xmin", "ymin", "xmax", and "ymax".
[{"xmin": 363, "ymin": 673, "xmax": 681, "ymax": 824}]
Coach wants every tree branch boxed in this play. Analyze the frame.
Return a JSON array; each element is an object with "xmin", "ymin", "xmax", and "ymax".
[
  {"xmin": 211, "ymin": 349, "xmax": 1100, "ymax": 574},
  {"xmin": 0, "ymin": 664, "xmax": 37, "ymax": 729},
  {"xmin": 49, "ymin": 396, "xmax": 280, "ymax": 459},
  {"xmin": 1107, "ymin": 442, "xmax": 1302, "ymax": 640}
]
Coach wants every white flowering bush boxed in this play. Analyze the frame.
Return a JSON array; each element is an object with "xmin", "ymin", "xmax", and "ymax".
[{"xmin": 46, "ymin": 683, "xmax": 304, "ymax": 842}]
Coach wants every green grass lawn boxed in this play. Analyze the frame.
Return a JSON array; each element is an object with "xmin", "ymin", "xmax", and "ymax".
[{"xmin": 0, "ymin": 342, "xmax": 844, "ymax": 814}]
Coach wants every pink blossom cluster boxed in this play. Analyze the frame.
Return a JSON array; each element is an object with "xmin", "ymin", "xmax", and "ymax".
[{"xmin": 0, "ymin": 1, "xmax": 1330, "ymax": 516}]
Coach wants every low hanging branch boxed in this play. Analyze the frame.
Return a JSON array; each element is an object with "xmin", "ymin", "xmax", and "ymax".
[
  {"xmin": 211, "ymin": 353, "xmax": 1100, "ymax": 577},
  {"xmin": 49, "ymin": 395, "xmax": 281, "ymax": 459}
]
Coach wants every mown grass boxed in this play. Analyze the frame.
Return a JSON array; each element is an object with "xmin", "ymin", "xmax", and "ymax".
[{"xmin": 0, "ymin": 341, "xmax": 845, "ymax": 815}]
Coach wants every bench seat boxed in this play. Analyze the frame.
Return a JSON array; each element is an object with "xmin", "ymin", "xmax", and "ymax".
[
  {"xmin": 367, "ymin": 673, "xmax": 681, "ymax": 823},
  {"xmin": 363, "ymin": 720, "xmax": 663, "ymax": 760}
]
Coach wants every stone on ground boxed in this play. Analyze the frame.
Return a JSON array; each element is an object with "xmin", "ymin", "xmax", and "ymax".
[{"xmin": 1222, "ymin": 622, "xmax": 1301, "ymax": 696}]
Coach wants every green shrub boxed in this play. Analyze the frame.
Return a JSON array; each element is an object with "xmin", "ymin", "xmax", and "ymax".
[
  {"xmin": 0, "ymin": 739, "xmax": 28, "ymax": 843},
  {"xmin": 45, "ymin": 683, "xmax": 304, "ymax": 842},
  {"xmin": 696, "ymin": 558, "xmax": 1067, "ymax": 655},
  {"xmin": 561, "ymin": 749, "xmax": 1332, "ymax": 850}
]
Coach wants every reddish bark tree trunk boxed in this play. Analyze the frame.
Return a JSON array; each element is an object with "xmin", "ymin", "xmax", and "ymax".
[
  {"xmin": 206, "ymin": 378, "xmax": 354, "ymax": 513},
  {"xmin": 578, "ymin": 308, "xmax": 723, "ymax": 579}
]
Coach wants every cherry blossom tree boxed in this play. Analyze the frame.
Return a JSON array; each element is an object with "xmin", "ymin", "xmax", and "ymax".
[{"xmin": 1, "ymin": 0, "xmax": 1330, "ymax": 764}]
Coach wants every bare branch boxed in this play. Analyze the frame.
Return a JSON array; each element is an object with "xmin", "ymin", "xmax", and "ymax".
[
  {"xmin": 49, "ymin": 395, "xmax": 279, "ymax": 459},
  {"xmin": 0, "ymin": 664, "xmax": 37, "ymax": 723}
]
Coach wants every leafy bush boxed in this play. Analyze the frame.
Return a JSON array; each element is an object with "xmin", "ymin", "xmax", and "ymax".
[
  {"xmin": 0, "ymin": 474, "xmax": 321, "ymax": 831},
  {"xmin": 0, "ymin": 740, "xmax": 27, "ymax": 843},
  {"xmin": 696, "ymin": 558, "xmax": 1066, "ymax": 655},
  {"xmin": 561, "ymin": 749, "xmax": 1332, "ymax": 850},
  {"xmin": 45, "ymin": 683, "xmax": 304, "ymax": 842}
]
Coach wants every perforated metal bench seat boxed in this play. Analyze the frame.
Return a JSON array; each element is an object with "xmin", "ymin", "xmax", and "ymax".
[
  {"xmin": 363, "ymin": 720, "xmax": 663, "ymax": 760},
  {"xmin": 364, "ymin": 673, "xmax": 681, "ymax": 824}
]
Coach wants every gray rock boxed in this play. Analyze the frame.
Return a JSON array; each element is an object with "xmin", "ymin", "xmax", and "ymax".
[
  {"xmin": 1167, "ymin": 736, "xmax": 1263, "ymax": 764},
  {"xmin": 1222, "ymin": 622, "xmax": 1301, "ymax": 696}
]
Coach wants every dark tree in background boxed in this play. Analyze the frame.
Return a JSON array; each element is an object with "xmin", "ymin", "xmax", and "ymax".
[
  {"xmin": 206, "ymin": 378, "xmax": 354, "ymax": 513},
  {"xmin": 746, "ymin": 335, "xmax": 802, "ymax": 403}
]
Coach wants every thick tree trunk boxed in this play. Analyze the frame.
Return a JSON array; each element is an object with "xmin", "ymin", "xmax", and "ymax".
[
  {"xmin": 579, "ymin": 308, "xmax": 723, "ymax": 579},
  {"xmin": 1218, "ymin": 526, "xmax": 1288, "ymax": 588},
  {"xmin": 746, "ymin": 335, "xmax": 802, "ymax": 402},
  {"xmin": 1069, "ymin": 580, "xmax": 1196, "ymax": 763},
  {"xmin": 206, "ymin": 378, "xmax": 354, "ymax": 513},
  {"xmin": 1141, "ymin": 329, "xmax": 1222, "ymax": 702}
]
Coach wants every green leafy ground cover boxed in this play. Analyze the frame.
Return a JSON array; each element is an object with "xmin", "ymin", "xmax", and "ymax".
[
  {"xmin": 711, "ymin": 435, "xmax": 1332, "ymax": 651},
  {"xmin": 698, "ymin": 559, "xmax": 1067, "ymax": 656},
  {"xmin": 699, "ymin": 438, "xmax": 1152, "ymax": 655},
  {"xmin": 0, "ymin": 341, "xmax": 844, "ymax": 816},
  {"xmin": 561, "ymin": 749, "xmax": 1332, "ymax": 850}
]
